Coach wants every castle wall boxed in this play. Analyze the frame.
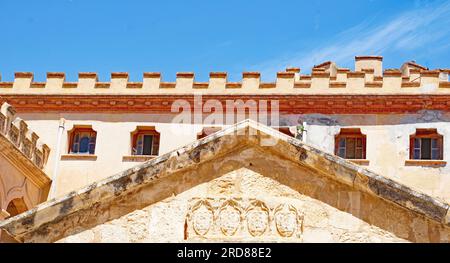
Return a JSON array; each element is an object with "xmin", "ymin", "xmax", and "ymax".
[{"xmin": 17, "ymin": 111, "xmax": 450, "ymax": 202}]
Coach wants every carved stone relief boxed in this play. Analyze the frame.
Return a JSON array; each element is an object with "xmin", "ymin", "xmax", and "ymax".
[{"xmin": 186, "ymin": 198, "xmax": 304, "ymax": 241}]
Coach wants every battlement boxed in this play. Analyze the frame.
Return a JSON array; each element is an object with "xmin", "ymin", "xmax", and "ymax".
[
  {"xmin": 0, "ymin": 102, "xmax": 50, "ymax": 169},
  {"xmin": 0, "ymin": 56, "xmax": 449, "ymax": 95}
]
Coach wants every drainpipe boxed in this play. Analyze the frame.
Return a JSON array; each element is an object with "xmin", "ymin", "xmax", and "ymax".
[
  {"xmin": 302, "ymin": 121, "xmax": 307, "ymax": 143},
  {"xmin": 49, "ymin": 118, "xmax": 65, "ymax": 198}
]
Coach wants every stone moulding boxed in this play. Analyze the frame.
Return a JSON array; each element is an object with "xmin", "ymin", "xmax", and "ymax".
[{"xmin": 0, "ymin": 119, "xmax": 449, "ymax": 242}]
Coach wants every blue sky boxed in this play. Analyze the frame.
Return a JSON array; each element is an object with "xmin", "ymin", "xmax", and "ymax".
[{"xmin": 0, "ymin": 0, "xmax": 449, "ymax": 82}]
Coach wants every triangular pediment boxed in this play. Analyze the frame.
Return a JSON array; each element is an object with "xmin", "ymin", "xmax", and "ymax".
[{"xmin": 1, "ymin": 120, "xmax": 449, "ymax": 242}]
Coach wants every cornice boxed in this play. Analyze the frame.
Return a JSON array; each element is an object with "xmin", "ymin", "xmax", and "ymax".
[{"xmin": 1, "ymin": 94, "xmax": 449, "ymax": 114}]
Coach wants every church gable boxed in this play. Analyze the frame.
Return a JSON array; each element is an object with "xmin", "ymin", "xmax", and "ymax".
[{"xmin": 1, "ymin": 120, "xmax": 449, "ymax": 243}]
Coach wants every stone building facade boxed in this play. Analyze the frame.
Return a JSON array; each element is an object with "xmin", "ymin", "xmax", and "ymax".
[{"xmin": 0, "ymin": 56, "xmax": 450, "ymax": 242}]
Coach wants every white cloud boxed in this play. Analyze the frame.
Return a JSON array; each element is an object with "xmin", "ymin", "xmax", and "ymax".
[{"xmin": 253, "ymin": 1, "xmax": 450, "ymax": 80}]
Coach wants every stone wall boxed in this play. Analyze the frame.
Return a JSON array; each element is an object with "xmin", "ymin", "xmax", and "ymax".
[
  {"xmin": 56, "ymin": 167, "xmax": 406, "ymax": 243},
  {"xmin": 52, "ymin": 146, "xmax": 450, "ymax": 243}
]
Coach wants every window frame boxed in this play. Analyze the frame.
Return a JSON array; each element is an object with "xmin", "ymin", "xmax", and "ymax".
[
  {"xmin": 334, "ymin": 128, "xmax": 367, "ymax": 160},
  {"xmin": 68, "ymin": 127, "xmax": 97, "ymax": 155},
  {"xmin": 409, "ymin": 129, "xmax": 443, "ymax": 160},
  {"xmin": 131, "ymin": 127, "xmax": 160, "ymax": 156}
]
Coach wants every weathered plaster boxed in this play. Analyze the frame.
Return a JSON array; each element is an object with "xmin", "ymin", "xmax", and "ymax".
[{"xmin": 1, "ymin": 120, "xmax": 449, "ymax": 243}]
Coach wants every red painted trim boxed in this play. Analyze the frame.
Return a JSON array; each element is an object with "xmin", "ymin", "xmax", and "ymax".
[{"xmin": 1, "ymin": 94, "xmax": 450, "ymax": 114}]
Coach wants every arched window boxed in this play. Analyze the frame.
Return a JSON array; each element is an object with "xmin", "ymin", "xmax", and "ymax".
[
  {"xmin": 69, "ymin": 126, "xmax": 97, "ymax": 154},
  {"xmin": 410, "ymin": 129, "xmax": 443, "ymax": 160},
  {"xmin": 335, "ymin": 128, "xmax": 366, "ymax": 159},
  {"xmin": 131, "ymin": 127, "xmax": 160, "ymax": 156}
]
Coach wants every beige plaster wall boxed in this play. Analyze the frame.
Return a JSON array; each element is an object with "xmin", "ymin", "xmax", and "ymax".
[
  {"xmin": 17, "ymin": 111, "xmax": 450, "ymax": 203},
  {"xmin": 0, "ymin": 156, "xmax": 41, "ymax": 216}
]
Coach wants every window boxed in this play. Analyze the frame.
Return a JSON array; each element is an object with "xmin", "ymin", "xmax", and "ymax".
[
  {"xmin": 335, "ymin": 128, "xmax": 366, "ymax": 159},
  {"xmin": 131, "ymin": 127, "xmax": 160, "ymax": 156},
  {"xmin": 69, "ymin": 127, "xmax": 96, "ymax": 154},
  {"xmin": 410, "ymin": 129, "xmax": 443, "ymax": 160}
]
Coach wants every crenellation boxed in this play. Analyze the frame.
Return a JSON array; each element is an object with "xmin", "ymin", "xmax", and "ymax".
[
  {"xmin": 126, "ymin": 82, "xmax": 143, "ymax": 89},
  {"xmin": 13, "ymin": 72, "xmax": 33, "ymax": 91},
  {"xmin": 294, "ymin": 75, "xmax": 311, "ymax": 89},
  {"xmin": 242, "ymin": 72, "xmax": 260, "ymax": 92},
  {"xmin": 142, "ymin": 72, "xmax": 161, "ymax": 91},
  {"xmin": 62, "ymin": 82, "xmax": 78, "ymax": 89},
  {"xmin": 110, "ymin": 72, "xmax": 128, "ymax": 91},
  {"xmin": 225, "ymin": 82, "xmax": 242, "ymax": 89},
  {"xmin": 0, "ymin": 82, "xmax": 13, "ymax": 88},
  {"xmin": 362, "ymin": 68, "xmax": 375, "ymax": 83},
  {"xmin": 330, "ymin": 81, "xmax": 346, "ymax": 88},
  {"xmin": 175, "ymin": 72, "xmax": 195, "ymax": 92},
  {"xmin": 276, "ymin": 72, "xmax": 295, "ymax": 79},
  {"xmin": 111, "ymin": 72, "xmax": 129, "ymax": 79},
  {"xmin": 160, "ymin": 82, "xmax": 175, "ymax": 89},
  {"xmin": 30, "ymin": 82, "xmax": 45, "ymax": 89},
  {"xmin": 193, "ymin": 82, "xmax": 209, "ymax": 89},
  {"xmin": 0, "ymin": 56, "xmax": 449, "ymax": 94},
  {"xmin": 439, "ymin": 70, "xmax": 449, "ymax": 82},
  {"xmin": 259, "ymin": 82, "xmax": 276, "ymax": 89},
  {"xmin": 286, "ymin": 67, "xmax": 300, "ymax": 81},
  {"xmin": 79, "ymin": 72, "xmax": 98, "ymax": 80},
  {"xmin": 95, "ymin": 82, "xmax": 110, "ymax": 89},
  {"xmin": 311, "ymin": 71, "xmax": 330, "ymax": 78},
  {"xmin": 355, "ymin": 56, "xmax": 383, "ymax": 76},
  {"xmin": 383, "ymin": 69, "xmax": 402, "ymax": 77},
  {"xmin": 176, "ymin": 72, "xmax": 194, "ymax": 78},
  {"xmin": 78, "ymin": 72, "xmax": 98, "ymax": 91},
  {"xmin": 46, "ymin": 72, "xmax": 65, "ymax": 92},
  {"xmin": 421, "ymin": 70, "xmax": 441, "ymax": 78},
  {"xmin": 47, "ymin": 72, "xmax": 65, "ymax": 79},
  {"xmin": 0, "ymin": 102, "xmax": 50, "ymax": 170},
  {"xmin": 14, "ymin": 72, "xmax": 34, "ymax": 79},
  {"xmin": 335, "ymin": 68, "xmax": 349, "ymax": 83},
  {"xmin": 209, "ymin": 72, "xmax": 227, "ymax": 91},
  {"xmin": 275, "ymin": 72, "xmax": 294, "ymax": 91},
  {"xmin": 209, "ymin": 72, "xmax": 227, "ymax": 78},
  {"xmin": 314, "ymin": 61, "xmax": 338, "ymax": 78}
]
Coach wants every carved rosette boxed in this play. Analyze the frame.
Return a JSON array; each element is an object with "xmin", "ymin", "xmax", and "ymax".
[
  {"xmin": 246, "ymin": 200, "xmax": 270, "ymax": 237},
  {"xmin": 218, "ymin": 200, "xmax": 242, "ymax": 236},
  {"xmin": 274, "ymin": 204, "xmax": 303, "ymax": 238},
  {"xmin": 189, "ymin": 200, "xmax": 214, "ymax": 236},
  {"xmin": 185, "ymin": 198, "xmax": 303, "ymax": 240}
]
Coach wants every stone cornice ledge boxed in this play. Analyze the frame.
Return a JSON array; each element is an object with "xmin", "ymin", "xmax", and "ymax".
[{"xmin": 0, "ymin": 119, "xmax": 449, "ymax": 242}]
